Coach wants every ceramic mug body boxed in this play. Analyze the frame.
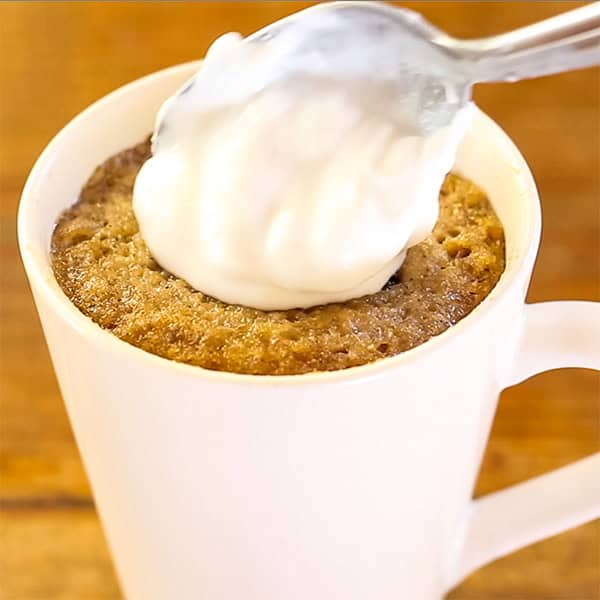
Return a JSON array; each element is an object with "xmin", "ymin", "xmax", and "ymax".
[{"xmin": 18, "ymin": 63, "xmax": 600, "ymax": 600}]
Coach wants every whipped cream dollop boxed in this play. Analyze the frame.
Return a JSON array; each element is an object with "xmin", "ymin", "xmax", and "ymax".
[{"xmin": 133, "ymin": 20, "xmax": 473, "ymax": 310}]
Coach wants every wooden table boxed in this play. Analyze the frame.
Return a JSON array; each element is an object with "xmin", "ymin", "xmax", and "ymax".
[{"xmin": 1, "ymin": 2, "xmax": 598, "ymax": 598}]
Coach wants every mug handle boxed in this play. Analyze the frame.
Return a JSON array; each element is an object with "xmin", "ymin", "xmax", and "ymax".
[{"xmin": 446, "ymin": 300, "xmax": 600, "ymax": 588}]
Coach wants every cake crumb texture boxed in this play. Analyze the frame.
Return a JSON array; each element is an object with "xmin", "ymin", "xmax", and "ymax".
[{"xmin": 51, "ymin": 138, "xmax": 505, "ymax": 375}]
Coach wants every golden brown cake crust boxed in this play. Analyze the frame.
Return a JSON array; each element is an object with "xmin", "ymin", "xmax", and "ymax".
[{"xmin": 51, "ymin": 138, "xmax": 505, "ymax": 375}]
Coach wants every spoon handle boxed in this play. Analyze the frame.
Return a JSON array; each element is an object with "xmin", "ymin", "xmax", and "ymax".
[{"xmin": 461, "ymin": 3, "xmax": 600, "ymax": 83}]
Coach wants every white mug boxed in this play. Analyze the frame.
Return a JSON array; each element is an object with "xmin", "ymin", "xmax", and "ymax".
[{"xmin": 18, "ymin": 63, "xmax": 600, "ymax": 600}]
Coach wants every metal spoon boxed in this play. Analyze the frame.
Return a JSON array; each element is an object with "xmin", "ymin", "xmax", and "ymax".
[{"xmin": 157, "ymin": 1, "xmax": 600, "ymax": 138}]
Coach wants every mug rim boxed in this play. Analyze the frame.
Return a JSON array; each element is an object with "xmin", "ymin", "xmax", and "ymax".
[{"xmin": 18, "ymin": 61, "xmax": 541, "ymax": 386}]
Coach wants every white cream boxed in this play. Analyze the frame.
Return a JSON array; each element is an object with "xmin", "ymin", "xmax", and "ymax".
[{"xmin": 133, "ymin": 26, "xmax": 473, "ymax": 310}]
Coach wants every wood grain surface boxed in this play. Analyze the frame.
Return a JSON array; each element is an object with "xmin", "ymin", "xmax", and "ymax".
[{"xmin": 0, "ymin": 2, "xmax": 598, "ymax": 599}]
